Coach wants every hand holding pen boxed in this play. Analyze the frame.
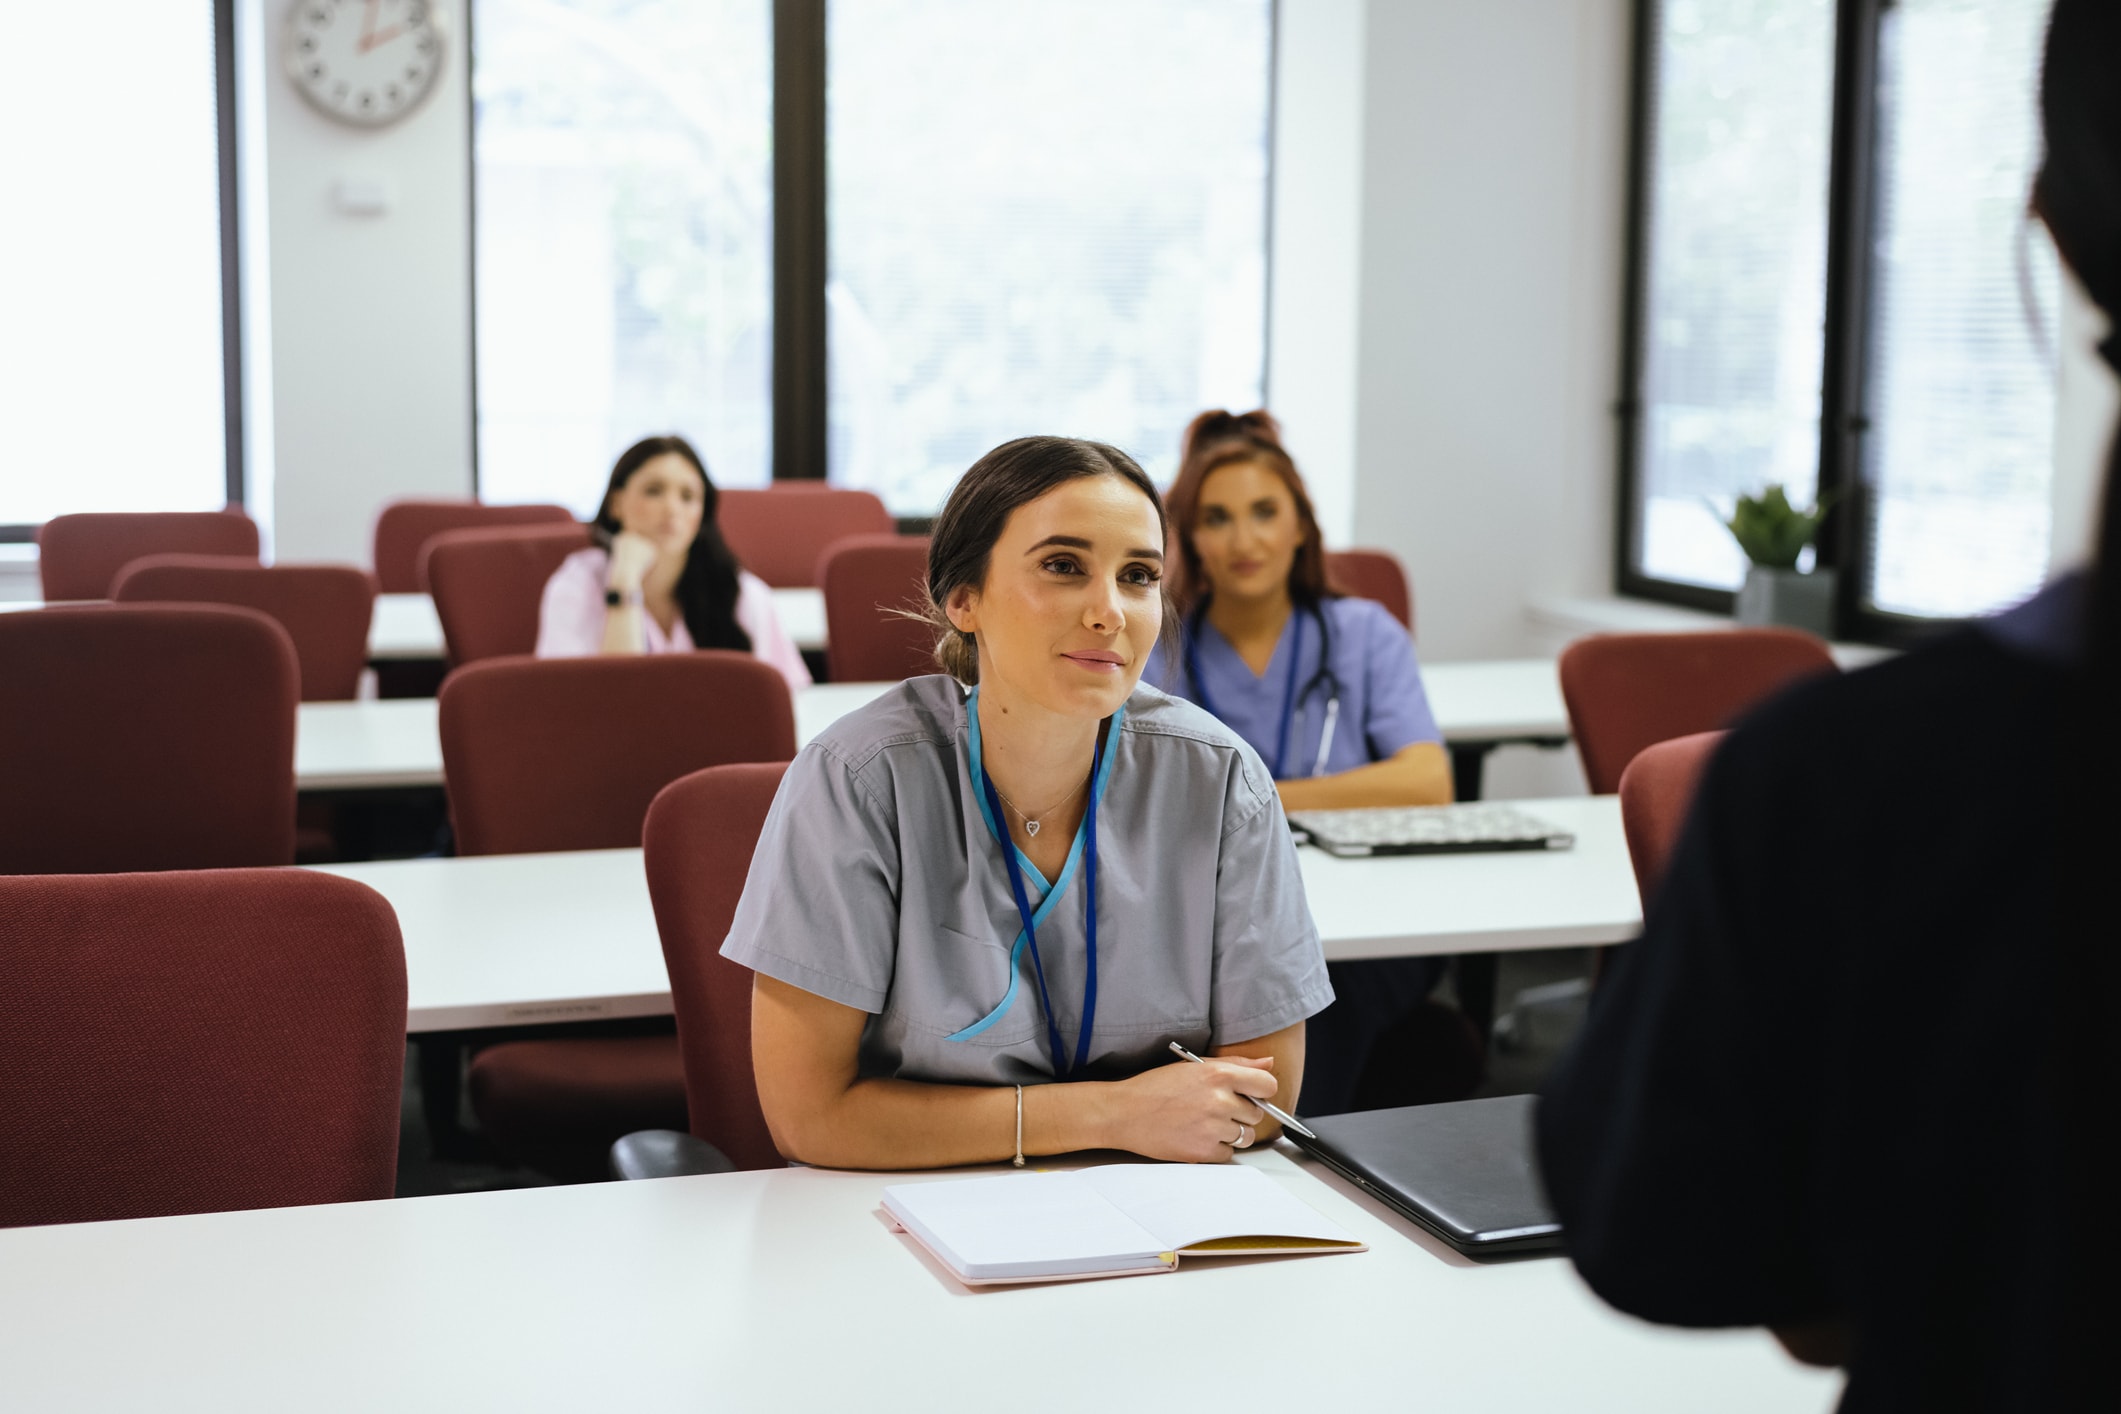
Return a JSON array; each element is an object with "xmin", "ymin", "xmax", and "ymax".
[{"xmin": 1168, "ymin": 1041, "xmax": 1318, "ymax": 1141}]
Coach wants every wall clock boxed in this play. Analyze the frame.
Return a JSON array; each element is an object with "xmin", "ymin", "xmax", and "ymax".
[{"xmin": 285, "ymin": 1, "xmax": 444, "ymax": 128}]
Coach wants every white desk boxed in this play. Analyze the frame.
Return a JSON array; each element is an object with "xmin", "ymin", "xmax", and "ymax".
[
  {"xmin": 0, "ymin": 1146, "xmax": 1836, "ymax": 1412},
  {"xmin": 297, "ymin": 699, "xmax": 444, "ymax": 791},
  {"xmin": 295, "ymin": 663, "xmax": 1571, "ymax": 795},
  {"xmin": 366, "ymin": 592, "xmax": 446, "ymax": 660},
  {"xmin": 313, "ymin": 797, "xmax": 1635, "ymax": 1034},
  {"xmin": 296, "ymin": 683, "xmax": 895, "ymax": 793},
  {"xmin": 368, "ymin": 587, "xmax": 828, "ymax": 660}
]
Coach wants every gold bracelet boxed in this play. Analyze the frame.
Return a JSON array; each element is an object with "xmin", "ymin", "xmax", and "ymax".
[{"xmin": 1013, "ymin": 1084, "xmax": 1025, "ymax": 1167}]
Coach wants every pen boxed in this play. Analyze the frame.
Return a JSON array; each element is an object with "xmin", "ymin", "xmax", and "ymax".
[{"xmin": 1167, "ymin": 1041, "xmax": 1318, "ymax": 1140}]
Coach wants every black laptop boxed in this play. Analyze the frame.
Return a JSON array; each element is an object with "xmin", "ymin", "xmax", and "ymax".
[{"xmin": 1290, "ymin": 1095, "xmax": 1563, "ymax": 1257}]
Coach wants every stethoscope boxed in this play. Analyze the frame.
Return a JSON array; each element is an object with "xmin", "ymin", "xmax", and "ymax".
[{"xmin": 1182, "ymin": 599, "xmax": 1345, "ymax": 779}]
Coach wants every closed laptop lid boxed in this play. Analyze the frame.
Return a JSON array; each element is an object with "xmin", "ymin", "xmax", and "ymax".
[{"xmin": 1296, "ymin": 1096, "xmax": 1561, "ymax": 1254}]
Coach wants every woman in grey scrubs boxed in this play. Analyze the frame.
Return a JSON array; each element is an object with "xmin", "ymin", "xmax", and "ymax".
[{"xmin": 722, "ymin": 436, "xmax": 1334, "ymax": 1169}]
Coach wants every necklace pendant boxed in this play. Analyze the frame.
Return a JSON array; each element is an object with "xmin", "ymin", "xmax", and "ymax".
[{"xmin": 1024, "ymin": 819, "xmax": 1040, "ymax": 837}]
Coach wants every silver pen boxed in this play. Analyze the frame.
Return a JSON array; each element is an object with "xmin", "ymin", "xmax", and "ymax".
[{"xmin": 1167, "ymin": 1041, "xmax": 1318, "ymax": 1140}]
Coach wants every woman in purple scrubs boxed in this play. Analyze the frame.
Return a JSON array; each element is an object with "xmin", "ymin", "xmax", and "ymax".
[{"xmin": 1143, "ymin": 409, "xmax": 1460, "ymax": 1113}]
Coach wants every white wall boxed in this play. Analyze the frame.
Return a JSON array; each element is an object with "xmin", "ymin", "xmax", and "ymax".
[
  {"xmin": 245, "ymin": 0, "xmax": 474, "ymax": 565},
  {"xmin": 1344, "ymin": 0, "xmax": 1632, "ymax": 663}
]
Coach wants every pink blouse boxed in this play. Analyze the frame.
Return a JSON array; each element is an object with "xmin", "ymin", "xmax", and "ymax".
[{"xmin": 534, "ymin": 547, "xmax": 812, "ymax": 695}]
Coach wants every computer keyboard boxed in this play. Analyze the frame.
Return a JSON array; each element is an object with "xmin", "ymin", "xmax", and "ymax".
[{"xmin": 1286, "ymin": 803, "xmax": 1576, "ymax": 857}]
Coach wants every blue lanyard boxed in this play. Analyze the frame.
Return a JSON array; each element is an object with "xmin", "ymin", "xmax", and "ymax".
[
  {"xmin": 977, "ymin": 723, "xmax": 1106, "ymax": 1077},
  {"xmin": 1184, "ymin": 608, "xmax": 1307, "ymax": 778}
]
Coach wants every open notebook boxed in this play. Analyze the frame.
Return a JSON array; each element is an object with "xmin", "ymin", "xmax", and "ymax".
[{"xmin": 882, "ymin": 1164, "xmax": 1366, "ymax": 1287}]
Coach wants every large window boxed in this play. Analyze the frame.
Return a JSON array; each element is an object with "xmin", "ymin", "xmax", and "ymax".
[
  {"xmin": 2, "ymin": 3, "xmax": 235, "ymax": 531},
  {"xmin": 1620, "ymin": 0, "xmax": 2061, "ymax": 634},
  {"xmin": 826, "ymin": 0, "xmax": 1272, "ymax": 512},
  {"xmin": 1627, "ymin": 0, "xmax": 1836, "ymax": 593},
  {"xmin": 472, "ymin": 0, "xmax": 773, "ymax": 515},
  {"xmin": 1861, "ymin": 0, "xmax": 2056, "ymax": 619},
  {"xmin": 471, "ymin": 0, "xmax": 1273, "ymax": 518}
]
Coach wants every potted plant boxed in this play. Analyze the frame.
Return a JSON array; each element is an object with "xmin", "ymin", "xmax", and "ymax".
[{"xmin": 1723, "ymin": 484, "xmax": 1836, "ymax": 637}]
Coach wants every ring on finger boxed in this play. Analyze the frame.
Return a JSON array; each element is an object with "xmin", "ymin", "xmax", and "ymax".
[{"xmin": 1232, "ymin": 1120, "xmax": 1253, "ymax": 1150}]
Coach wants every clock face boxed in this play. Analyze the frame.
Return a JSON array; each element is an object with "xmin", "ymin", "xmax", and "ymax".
[{"xmin": 285, "ymin": 0, "xmax": 445, "ymax": 128}]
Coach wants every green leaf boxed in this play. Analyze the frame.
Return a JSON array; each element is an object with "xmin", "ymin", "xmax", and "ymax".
[{"xmin": 1720, "ymin": 483, "xmax": 1834, "ymax": 570}]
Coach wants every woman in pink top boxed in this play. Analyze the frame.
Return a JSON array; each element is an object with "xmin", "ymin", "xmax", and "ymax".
[{"xmin": 535, "ymin": 435, "xmax": 811, "ymax": 694}]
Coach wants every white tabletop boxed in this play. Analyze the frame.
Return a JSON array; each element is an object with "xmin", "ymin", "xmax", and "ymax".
[
  {"xmin": 310, "ymin": 848, "xmax": 668, "ymax": 1032},
  {"xmin": 296, "ymin": 663, "xmax": 1569, "ymax": 794},
  {"xmin": 313, "ymin": 797, "xmax": 1636, "ymax": 1034},
  {"xmin": 366, "ymin": 592, "xmax": 446, "ymax": 660},
  {"xmin": 368, "ymin": 588, "xmax": 827, "ymax": 660},
  {"xmin": 1420, "ymin": 657, "xmax": 1569, "ymax": 743},
  {"xmin": 297, "ymin": 699, "xmax": 443, "ymax": 791},
  {"xmin": 1299, "ymin": 797, "xmax": 1640, "ymax": 960},
  {"xmin": 297, "ymin": 682, "xmax": 893, "ymax": 793},
  {"xmin": 0, "ymin": 1146, "xmax": 1836, "ymax": 1412}
]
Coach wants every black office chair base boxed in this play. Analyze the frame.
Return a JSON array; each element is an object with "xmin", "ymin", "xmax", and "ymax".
[{"xmin": 610, "ymin": 1129, "xmax": 736, "ymax": 1181}]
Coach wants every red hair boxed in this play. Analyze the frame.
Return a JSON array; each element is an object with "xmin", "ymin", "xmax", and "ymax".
[{"xmin": 1164, "ymin": 409, "xmax": 1331, "ymax": 615}]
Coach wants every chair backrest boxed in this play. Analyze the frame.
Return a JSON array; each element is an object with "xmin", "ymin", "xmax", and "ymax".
[
  {"xmin": 439, "ymin": 652, "xmax": 797, "ymax": 855},
  {"xmin": 420, "ymin": 522, "xmax": 591, "ymax": 666},
  {"xmin": 0, "ymin": 605, "xmax": 298, "ymax": 872},
  {"xmin": 371, "ymin": 499, "xmax": 578, "ymax": 594},
  {"xmin": 0, "ymin": 869, "xmax": 405, "ymax": 1227},
  {"xmin": 113, "ymin": 555, "xmax": 378, "ymax": 701},
  {"xmin": 36, "ymin": 510, "xmax": 260, "ymax": 601},
  {"xmin": 1618, "ymin": 730, "xmax": 1725, "ymax": 905},
  {"xmin": 1558, "ymin": 629, "xmax": 1836, "ymax": 795},
  {"xmin": 1326, "ymin": 548, "xmax": 1414, "ymax": 634},
  {"xmin": 643, "ymin": 762, "xmax": 789, "ymax": 1171},
  {"xmin": 820, "ymin": 534, "xmax": 937, "ymax": 682},
  {"xmin": 718, "ymin": 485, "xmax": 895, "ymax": 588}
]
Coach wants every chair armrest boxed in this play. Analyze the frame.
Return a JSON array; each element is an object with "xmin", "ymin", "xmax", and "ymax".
[{"xmin": 609, "ymin": 1129, "xmax": 737, "ymax": 1181}]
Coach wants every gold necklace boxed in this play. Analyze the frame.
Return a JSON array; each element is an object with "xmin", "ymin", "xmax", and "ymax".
[{"xmin": 990, "ymin": 770, "xmax": 1091, "ymax": 837}]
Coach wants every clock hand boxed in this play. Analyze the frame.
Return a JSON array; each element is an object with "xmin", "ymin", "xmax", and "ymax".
[{"xmin": 358, "ymin": 0, "xmax": 383, "ymax": 54}]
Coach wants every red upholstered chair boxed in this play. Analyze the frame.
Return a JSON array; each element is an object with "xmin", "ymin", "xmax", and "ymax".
[
  {"xmin": 420, "ymin": 522, "xmax": 590, "ymax": 666},
  {"xmin": 1326, "ymin": 548, "xmax": 1415, "ymax": 634},
  {"xmin": 371, "ymin": 499, "xmax": 577, "ymax": 594},
  {"xmin": 0, "ymin": 605, "xmax": 298, "ymax": 873},
  {"xmin": 1558, "ymin": 629, "xmax": 1836, "ymax": 795},
  {"xmin": 0, "ymin": 869, "xmax": 405, "ymax": 1227},
  {"xmin": 440, "ymin": 653, "xmax": 797, "ymax": 1180},
  {"xmin": 718, "ymin": 484, "xmax": 894, "ymax": 588},
  {"xmin": 113, "ymin": 556, "xmax": 378, "ymax": 701},
  {"xmin": 642, "ymin": 762, "xmax": 789, "ymax": 1171},
  {"xmin": 36, "ymin": 510, "xmax": 259, "ymax": 601},
  {"xmin": 438, "ymin": 653, "xmax": 796, "ymax": 855},
  {"xmin": 820, "ymin": 534, "xmax": 937, "ymax": 682},
  {"xmin": 1618, "ymin": 730, "xmax": 1726, "ymax": 906}
]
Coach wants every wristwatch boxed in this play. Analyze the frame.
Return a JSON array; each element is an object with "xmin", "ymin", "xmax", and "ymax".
[{"xmin": 604, "ymin": 587, "xmax": 642, "ymax": 608}]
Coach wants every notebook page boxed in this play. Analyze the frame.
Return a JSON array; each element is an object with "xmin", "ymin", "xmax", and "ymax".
[
  {"xmin": 1077, "ymin": 1164, "xmax": 1361, "ymax": 1253},
  {"xmin": 883, "ymin": 1172, "xmax": 1172, "ymax": 1281}
]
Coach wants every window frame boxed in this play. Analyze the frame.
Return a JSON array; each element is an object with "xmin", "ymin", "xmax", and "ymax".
[
  {"xmin": 1, "ymin": 0, "xmax": 245, "ymax": 545},
  {"xmin": 1616, "ymin": 0, "xmax": 2043, "ymax": 647},
  {"xmin": 469, "ymin": 0, "xmax": 1277, "ymax": 514}
]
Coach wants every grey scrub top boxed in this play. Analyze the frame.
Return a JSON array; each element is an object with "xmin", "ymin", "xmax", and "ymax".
[{"xmin": 720, "ymin": 674, "xmax": 1334, "ymax": 1086}]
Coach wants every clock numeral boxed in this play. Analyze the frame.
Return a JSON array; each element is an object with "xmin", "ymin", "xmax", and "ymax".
[
  {"xmin": 309, "ymin": 63, "xmax": 327, "ymax": 80},
  {"xmin": 405, "ymin": 65, "xmax": 424, "ymax": 82}
]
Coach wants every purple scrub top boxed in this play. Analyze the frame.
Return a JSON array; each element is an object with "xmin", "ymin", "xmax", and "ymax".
[{"xmin": 1142, "ymin": 595, "xmax": 1441, "ymax": 780}]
